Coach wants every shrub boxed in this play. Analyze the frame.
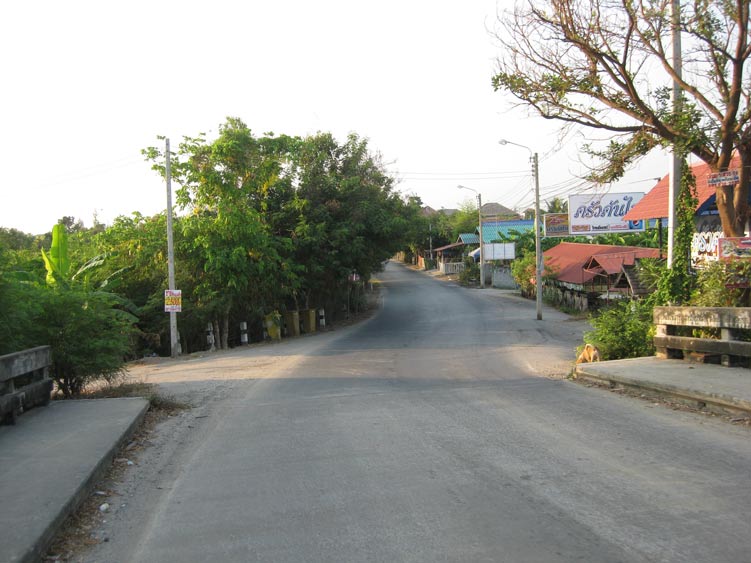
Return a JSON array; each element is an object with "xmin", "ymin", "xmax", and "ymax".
[
  {"xmin": 690, "ymin": 260, "xmax": 751, "ymax": 307},
  {"xmin": 33, "ymin": 287, "xmax": 138, "ymax": 397},
  {"xmin": 584, "ymin": 299, "xmax": 655, "ymax": 360},
  {"xmin": 510, "ymin": 254, "xmax": 536, "ymax": 296},
  {"xmin": 459, "ymin": 258, "xmax": 479, "ymax": 286}
]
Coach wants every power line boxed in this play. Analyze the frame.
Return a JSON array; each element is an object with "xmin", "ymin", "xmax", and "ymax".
[{"xmin": 27, "ymin": 156, "xmax": 144, "ymax": 190}]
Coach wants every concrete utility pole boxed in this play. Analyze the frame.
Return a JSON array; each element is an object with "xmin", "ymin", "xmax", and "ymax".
[
  {"xmin": 499, "ymin": 139, "xmax": 542, "ymax": 320},
  {"xmin": 667, "ymin": 0, "xmax": 682, "ymax": 267},
  {"xmin": 165, "ymin": 138, "xmax": 179, "ymax": 358},
  {"xmin": 458, "ymin": 185, "xmax": 484, "ymax": 289},
  {"xmin": 532, "ymin": 152, "xmax": 542, "ymax": 321}
]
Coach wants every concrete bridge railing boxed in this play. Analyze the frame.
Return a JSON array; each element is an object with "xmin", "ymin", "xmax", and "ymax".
[
  {"xmin": 654, "ymin": 306, "xmax": 751, "ymax": 367},
  {"xmin": 0, "ymin": 345, "xmax": 53, "ymax": 424}
]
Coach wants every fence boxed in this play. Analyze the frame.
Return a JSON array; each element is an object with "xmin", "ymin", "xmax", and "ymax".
[
  {"xmin": 439, "ymin": 262, "xmax": 465, "ymax": 275},
  {"xmin": 0, "ymin": 346, "xmax": 53, "ymax": 424}
]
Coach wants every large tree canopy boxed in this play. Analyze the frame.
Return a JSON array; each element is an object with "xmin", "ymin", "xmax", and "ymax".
[{"xmin": 493, "ymin": 0, "xmax": 751, "ymax": 236}]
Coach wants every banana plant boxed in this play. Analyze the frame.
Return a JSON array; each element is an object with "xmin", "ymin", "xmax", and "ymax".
[{"xmin": 41, "ymin": 223, "xmax": 71, "ymax": 287}]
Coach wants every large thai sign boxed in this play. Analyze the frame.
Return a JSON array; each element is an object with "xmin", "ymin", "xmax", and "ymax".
[
  {"xmin": 692, "ymin": 215, "xmax": 722, "ymax": 268},
  {"xmin": 568, "ymin": 192, "xmax": 645, "ymax": 234}
]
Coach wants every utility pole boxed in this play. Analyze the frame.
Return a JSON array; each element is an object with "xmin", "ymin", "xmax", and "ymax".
[
  {"xmin": 165, "ymin": 138, "xmax": 179, "ymax": 358},
  {"xmin": 532, "ymin": 152, "xmax": 542, "ymax": 320},
  {"xmin": 668, "ymin": 0, "xmax": 682, "ymax": 267},
  {"xmin": 458, "ymin": 185, "xmax": 485, "ymax": 288},
  {"xmin": 498, "ymin": 139, "xmax": 542, "ymax": 320}
]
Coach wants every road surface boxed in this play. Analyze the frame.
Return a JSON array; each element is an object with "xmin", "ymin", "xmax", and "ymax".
[{"xmin": 84, "ymin": 262, "xmax": 751, "ymax": 562}]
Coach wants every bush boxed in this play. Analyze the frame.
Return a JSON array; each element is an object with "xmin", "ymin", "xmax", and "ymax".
[
  {"xmin": 690, "ymin": 260, "xmax": 751, "ymax": 307},
  {"xmin": 511, "ymin": 254, "xmax": 536, "ymax": 296},
  {"xmin": 584, "ymin": 299, "xmax": 655, "ymax": 360},
  {"xmin": 33, "ymin": 288, "xmax": 138, "ymax": 397},
  {"xmin": 459, "ymin": 258, "xmax": 479, "ymax": 286}
]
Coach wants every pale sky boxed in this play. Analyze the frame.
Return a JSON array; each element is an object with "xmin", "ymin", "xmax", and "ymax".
[{"xmin": 1, "ymin": 0, "xmax": 668, "ymax": 235}]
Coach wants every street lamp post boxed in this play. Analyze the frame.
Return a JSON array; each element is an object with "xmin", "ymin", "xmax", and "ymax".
[
  {"xmin": 457, "ymin": 185, "xmax": 484, "ymax": 289},
  {"xmin": 499, "ymin": 139, "xmax": 543, "ymax": 320}
]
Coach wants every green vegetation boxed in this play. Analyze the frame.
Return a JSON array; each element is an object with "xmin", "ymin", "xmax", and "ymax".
[
  {"xmin": 584, "ymin": 299, "xmax": 656, "ymax": 361},
  {"xmin": 0, "ymin": 118, "xmax": 420, "ymax": 394}
]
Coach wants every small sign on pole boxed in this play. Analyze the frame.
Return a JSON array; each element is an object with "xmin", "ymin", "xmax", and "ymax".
[
  {"xmin": 164, "ymin": 289, "xmax": 182, "ymax": 313},
  {"xmin": 707, "ymin": 169, "xmax": 740, "ymax": 187}
]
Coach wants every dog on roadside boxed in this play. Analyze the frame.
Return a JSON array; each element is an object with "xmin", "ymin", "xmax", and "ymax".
[{"xmin": 576, "ymin": 343, "xmax": 601, "ymax": 364}]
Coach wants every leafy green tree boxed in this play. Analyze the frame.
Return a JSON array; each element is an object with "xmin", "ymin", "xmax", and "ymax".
[
  {"xmin": 493, "ymin": 0, "xmax": 751, "ymax": 237},
  {"xmin": 544, "ymin": 197, "xmax": 567, "ymax": 214},
  {"xmin": 291, "ymin": 132, "xmax": 407, "ymax": 311},
  {"xmin": 450, "ymin": 200, "xmax": 480, "ymax": 240},
  {"xmin": 145, "ymin": 119, "xmax": 290, "ymax": 348},
  {"xmin": 92, "ymin": 212, "xmax": 178, "ymax": 354}
]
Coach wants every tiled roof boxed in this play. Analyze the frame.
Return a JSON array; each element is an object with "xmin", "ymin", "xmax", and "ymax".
[
  {"xmin": 544, "ymin": 242, "xmax": 660, "ymax": 285},
  {"xmin": 624, "ymin": 155, "xmax": 741, "ymax": 221},
  {"xmin": 479, "ymin": 220, "xmax": 534, "ymax": 242}
]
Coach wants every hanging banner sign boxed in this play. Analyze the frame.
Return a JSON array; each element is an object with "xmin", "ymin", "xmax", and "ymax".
[
  {"xmin": 568, "ymin": 192, "xmax": 645, "ymax": 234},
  {"xmin": 164, "ymin": 289, "xmax": 182, "ymax": 312}
]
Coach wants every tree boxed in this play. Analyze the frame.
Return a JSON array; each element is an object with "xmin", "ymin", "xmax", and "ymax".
[
  {"xmin": 0, "ymin": 223, "xmax": 138, "ymax": 395},
  {"xmin": 145, "ymin": 119, "xmax": 290, "ymax": 349},
  {"xmin": 493, "ymin": 0, "xmax": 751, "ymax": 236},
  {"xmin": 450, "ymin": 199, "xmax": 480, "ymax": 239},
  {"xmin": 544, "ymin": 197, "xmax": 568, "ymax": 214}
]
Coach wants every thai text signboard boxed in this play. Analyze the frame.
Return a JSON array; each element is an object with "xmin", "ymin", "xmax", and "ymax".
[
  {"xmin": 164, "ymin": 289, "xmax": 182, "ymax": 313},
  {"xmin": 543, "ymin": 213, "xmax": 570, "ymax": 237},
  {"xmin": 568, "ymin": 192, "xmax": 645, "ymax": 234},
  {"xmin": 718, "ymin": 238, "xmax": 751, "ymax": 261},
  {"xmin": 707, "ymin": 169, "xmax": 739, "ymax": 187}
]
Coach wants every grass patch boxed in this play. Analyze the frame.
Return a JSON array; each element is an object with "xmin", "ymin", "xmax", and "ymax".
[{"xmin": 77, "ymin": 381, "xmax": 189, "ymax": 413}]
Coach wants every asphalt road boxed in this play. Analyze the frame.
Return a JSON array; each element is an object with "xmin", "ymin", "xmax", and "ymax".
[{"xmin": 86, "ymin": 262, "xmax": 751, "ymax": 563}]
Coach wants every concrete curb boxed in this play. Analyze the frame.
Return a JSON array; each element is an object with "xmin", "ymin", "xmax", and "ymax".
[
  {"xmin": 1, "ymin": 398, "xmax": 150, "ymax": 563},
  {"xmin": 34, "ymin": 399, "xmax": 150, "ymax": 563},
  {"xmin": 575, "ymin": 366, "xmax": 751, "ymax": 416}
]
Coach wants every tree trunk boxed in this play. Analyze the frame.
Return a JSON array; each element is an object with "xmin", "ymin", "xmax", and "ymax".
[
  {"xmin": 714, "ymin": 149, "xmax": 750, "ymax": 237},
  {"xmin": 213, "ymin": 319, "xmax": 221, "ymax": 350},
  {"xmin": 222, "ymin": 312, "xmax": 229, "ymax": 350}
]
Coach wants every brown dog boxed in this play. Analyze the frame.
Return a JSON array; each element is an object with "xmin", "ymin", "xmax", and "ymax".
[{"xmin": 576, "ymin": 343, "xmax": 601, "ymax": 364}]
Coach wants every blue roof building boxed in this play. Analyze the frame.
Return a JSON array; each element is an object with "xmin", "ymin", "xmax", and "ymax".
[{"xmin": 479, "ymin": 220, "xmax": 535, "ymax": 242}]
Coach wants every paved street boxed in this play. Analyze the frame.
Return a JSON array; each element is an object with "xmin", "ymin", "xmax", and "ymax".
[{"xmin": 86, "ymin": 262, "xmax": 751, "ymax": 562}]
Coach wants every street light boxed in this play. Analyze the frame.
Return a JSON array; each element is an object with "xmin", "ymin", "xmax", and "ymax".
[
  {"xmin": 499, "ymin": 139, "xmax": 542, "ymax": 320},
  {"xmin": 457, "ymin": 185, "xmax": 484, "ymax": 289}
]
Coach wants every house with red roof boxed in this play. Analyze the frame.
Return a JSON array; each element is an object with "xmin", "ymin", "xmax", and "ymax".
[
  {"xmin": 543, "ymin": 242, "xmax": 660, "ymax": 310},
  {"xmin": 624, "ymin": 155, "xmax": 742, "ymax": 265}
]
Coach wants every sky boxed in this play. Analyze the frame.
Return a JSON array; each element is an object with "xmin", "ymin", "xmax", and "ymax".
[{"xmin": 1, "ymin": 0, "xmax": 670, "ymax": 235}]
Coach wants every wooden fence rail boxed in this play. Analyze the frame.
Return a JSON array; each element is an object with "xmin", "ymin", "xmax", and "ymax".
[{"xmin": 0, "ymin": 345, "xmax": 53, "ymax": 424}]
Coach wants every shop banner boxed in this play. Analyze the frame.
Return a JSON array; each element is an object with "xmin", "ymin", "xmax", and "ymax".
[{"xmin": 568, "ymin": 192, "xmax": 645, "ymax": 234}]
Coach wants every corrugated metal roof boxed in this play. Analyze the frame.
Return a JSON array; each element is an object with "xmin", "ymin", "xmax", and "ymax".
[
  {"xmin": 458, "ymin": 233, "xmax": 479, "ymax": 244},
  {"xmin": 624, "ymin": 155, "xmax": 741, "ymax": 221},
  {"xmin": 479, "ymin": 220, "xmax": 534, "ymax": 242},
  {"xmin": 433, "ymin": 242, "xmax": 464, "ymax": 252},
  {"xmin": 544, "ymin": 242, "xmax": 660, "ymax": 285}
]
